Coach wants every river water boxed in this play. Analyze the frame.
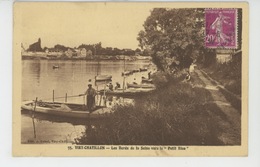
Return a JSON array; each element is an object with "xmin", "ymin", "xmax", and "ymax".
[{"xmin": 21, "ymin": 59, "xmax": 153, "ymax": 144}]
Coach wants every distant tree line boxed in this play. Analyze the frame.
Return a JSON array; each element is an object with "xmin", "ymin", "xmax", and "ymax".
[{"xmin": 28, "ymin": 40, "xmax": 149, "ymax": 56}]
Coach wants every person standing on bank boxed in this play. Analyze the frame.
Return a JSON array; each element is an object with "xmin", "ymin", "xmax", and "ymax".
[{"xmin": 85, "ymin": 84, "xmax": 96, "ymax": 112}]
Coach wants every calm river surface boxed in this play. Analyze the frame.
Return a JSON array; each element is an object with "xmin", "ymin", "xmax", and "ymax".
[{"xmin": 21, "ymin": 59, "xmax": 153, "ymax": 144}]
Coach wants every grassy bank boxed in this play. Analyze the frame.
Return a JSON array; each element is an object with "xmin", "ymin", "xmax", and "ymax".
[
  {"xmin": 202, "ymin": 52, "xmax": 242, "ymax": 96},
  {"xmin": 75, "ymin": 72, "xmax": 225, "ymax": 145}
]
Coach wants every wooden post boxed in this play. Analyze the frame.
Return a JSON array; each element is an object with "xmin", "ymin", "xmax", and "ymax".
[
  {"xmin": 52, "ymin": 90, "xmax": 54, "ymax": 103},
  {"xmin": 123, "ymin": 76, "xmax": 125, "ymax": 93},
  {"xmin": 32, "ymin": 97, "xmax": 37, "ymax": 139},
  {"xmin": 103, "ymin": 84, "xmax": 107, "ymax": 106},
  {"xmin": 123, "ymin": 55, "xmax": 125, "ymax": 92},
  {"xmin": 65, "ymin": 93, "xmax": 67, "ymax": 103}
]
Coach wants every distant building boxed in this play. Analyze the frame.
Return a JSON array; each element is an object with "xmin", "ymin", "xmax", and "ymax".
[
  {"xmin": 27, "ymin": 38, "xmax": 42, "ymax": 52},
  {"xmin": 75, "ymin": 48, "xmax": 92, "ymax": 58},
  {"xmin": 65, "ymin": 48, "xmax": 73, "ymax": 58},
  {"xmin": 80, "ymin": 48, "xmax": 87, "ymax": 57},
  {"xmin": 86, "ymin": 50, "xmax": 92, "ymax": 57},
  {"xmin": 76, "ymin": 48, "xmax": 85, "ymax": 58}
]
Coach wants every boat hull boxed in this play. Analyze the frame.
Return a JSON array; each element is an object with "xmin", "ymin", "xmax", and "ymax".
[
  {"xmin": 127, "ymin": 83, "xmax": 155, "ymax": 89},
  {"xmin": 21, "ymin": 101, "xmax": 110, "ymax": 119},
  {"xmin": 141, "ymin": 78, "xmax": 153, "ymax": 84},
  {"xmin": 95, "ymin": 75, "xmax": 112, "ymax": 81},
  {"xmin": 99, "ymin": 88, "xmax": 154, "ymax": 97}
]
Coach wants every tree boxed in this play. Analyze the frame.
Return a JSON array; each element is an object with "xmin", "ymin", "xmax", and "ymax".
[
  {"xmin": 137, "ymin": 8, "xmax": 205, "ymax": 71},
  {"xmin": 54, "ymin": 44, "xmax": 68, "ymax": 52},
  {"xmin": 135, "ymin": 48, "xmax": 141, "ymax": 53}
]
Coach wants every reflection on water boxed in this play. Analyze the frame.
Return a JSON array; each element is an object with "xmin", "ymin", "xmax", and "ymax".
[{"xmin": 21, "ymin": 59, "xmax": 153, "ymax": 144}]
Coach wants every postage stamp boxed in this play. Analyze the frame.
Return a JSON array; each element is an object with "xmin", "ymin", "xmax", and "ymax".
[{"xmin": 205, "ymin": 9, "xmax": 238, "ymax": 49}]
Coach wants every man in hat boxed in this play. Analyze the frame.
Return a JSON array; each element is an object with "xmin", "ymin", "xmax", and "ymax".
[{"xmin": 85, "ymin": 84, "xmax": 96, "ymax": 112}]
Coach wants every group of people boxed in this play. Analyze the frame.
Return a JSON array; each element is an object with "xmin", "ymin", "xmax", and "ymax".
[
  {"xmin": 83, "ymin": 82, "xmax": 121, "ymax": 112},
  {"xmin": 107, "ymin": 82, "xmax": 121, "ymax": 91}
]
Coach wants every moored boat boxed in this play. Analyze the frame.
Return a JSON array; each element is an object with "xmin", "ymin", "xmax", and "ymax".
[
  {"xmin": 95, "ymin": 75, "xmax": 112, "ymax": 81},
  {"xmin": 139, "ymin": 68, "xmax": 148, "ymax": 72},
  {"xmin": 131, "ymin": 69, "xmax": 140, "ymax": 73},
  {"xmin": 21, "ymin": 100, "xmax": 111, "ymax": 119},
  {"xmin": 127, "ymin": 83, "xmax": 155, "ymax": 89},
  {"xmin": 141, "ymin": 77, "xmax": 153, "ymax": 84},
  {"xmin": 52, "ymin": 65, "xmax": 59, "ymax": 69},
  {"xmin": 95, "ymin": 79, "xmax": 112, "ymax": 86},
  {"xmin": 98, "ymin": 88, "xmax": 154, "ymax": 97},
  {"xmin": 122, "ymin": 70, "xmax": 133, "ymax": 76}
]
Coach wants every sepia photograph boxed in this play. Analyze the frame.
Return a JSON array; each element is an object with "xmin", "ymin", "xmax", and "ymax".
[{"xmin": 13, "ymin": 2, "xmax": 248, "ymax": 156}]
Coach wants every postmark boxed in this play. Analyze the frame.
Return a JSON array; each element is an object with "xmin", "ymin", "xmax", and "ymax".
[{"xmin": 205, "ymin": 9, "xmax": 237, "ymax": 49}]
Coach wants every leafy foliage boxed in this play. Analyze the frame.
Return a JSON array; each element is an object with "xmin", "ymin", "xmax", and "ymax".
[{"xmin": 137, "ymin": 8, "xmax": 205, "ymax": 71}]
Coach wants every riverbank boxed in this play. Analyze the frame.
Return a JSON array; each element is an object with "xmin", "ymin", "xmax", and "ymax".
[
  {"xmin": 75, "ymin": 69, "xmax": 241, "ymax": 145},
  {"xmin": 22, "ymin": 53, "xmax": 151, "ymax": 61},
  {"xmin": 201, "ymin": 52, "xmax": 241, "ymax": 97},
  {"xmin": 199, "ymin": 52, "xmax": 242, "ymax": 112}
]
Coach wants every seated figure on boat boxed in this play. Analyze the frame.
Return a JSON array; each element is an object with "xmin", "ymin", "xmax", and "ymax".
[
  {"xmin": 85, "ymin": 84, "xmax": 96, "ymax": 112},
  {"xmin": 115, "ymin": 82, "xmax": 121, "ymax": 90},
  {"xmin": 132, "ymin": 78, "xmax": 137, "ymax": 85},
  {"xmin": 108, "ymin": 82, "xmax": 113, "ymax": 91}
]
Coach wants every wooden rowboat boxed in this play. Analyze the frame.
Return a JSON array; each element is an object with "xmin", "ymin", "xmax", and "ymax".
[
  {"xmin": 141, "ymin": 77, "xmax": 153, "ymax": 84},
  {"xmin": 139, "ymin": 68, "xmax": 148, "ymax": 72},
  {"xmin": 122, "ymin": 70, "xmax": 133, "ymax": 76},
  {"xmin": 52, "ymin": 65, "xmax": 59, "ymax": 69},
  {"xmin": 21, "ymin": 101, "xmax": 111, "ymax": 119},
  {"xmin": 98, "ymin": 88, "xmax": 154, "ymax": 97},
  {"xmin": 95, "ymin": 75, "xmax": 112, "ymax": 81},
  {"xmin": 127, "ymin": 83, "xmax": 155, "ymax": 89}
]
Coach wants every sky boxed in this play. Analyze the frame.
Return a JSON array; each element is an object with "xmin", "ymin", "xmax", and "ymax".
[{"xmin": 16, "ymin": 2, "xmax": 153, "ymax": 50}]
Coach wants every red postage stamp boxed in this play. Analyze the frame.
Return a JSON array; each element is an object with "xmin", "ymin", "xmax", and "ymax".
[{"xmin": 205, "ymin": 9, "xmax": 237, "ymax": 49}]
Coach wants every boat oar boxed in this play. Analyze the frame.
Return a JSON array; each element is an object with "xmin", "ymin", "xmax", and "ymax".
[{"xmin": 41, "ymin": 94, "xmax": 85, "ymax": 101}]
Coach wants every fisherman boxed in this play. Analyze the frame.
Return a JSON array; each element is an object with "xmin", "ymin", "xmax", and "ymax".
[
  {"xmin": 115, "ymin": 82, "xmax": 121, "ymax": 90},
  {"xmin": 85, "ymin": 84, "xmax": 96, "ymax": 112}
]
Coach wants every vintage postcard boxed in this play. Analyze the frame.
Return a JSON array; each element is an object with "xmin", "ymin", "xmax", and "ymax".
[{"xmin": 13, "ymin": 2, "xmax": 248, "ymax": 156}]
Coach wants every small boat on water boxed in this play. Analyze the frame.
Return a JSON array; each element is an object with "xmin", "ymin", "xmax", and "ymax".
[
  {"xmin": 95, "ymin": 75, "xmax": 112, "ymax": 81},
  {"xmin": 52, "ymin": 65, "xmax": 59, "ymax": 69},
  {"xmin": 127, "ymin": 83, "xmax": 155, "ymax": 89},
  {"xmin": 122, "ymin": 70, "xmax": 133, "ymax": 76},
  {"xmin": 98, "ymin": 88, "xmax": 154, "ymax": 97},
  {"xmin": 95, "ymin": 79, "xmax": 112, "ymax": 86},
  {"xmin": 131, "ymin": 69, "xmax": 140, "ymax": 73},
  {"xmin": 139, "ymin": 68, "xmax": 148, "ymax": 72},
  {"xmin": 21, "ymin": 101, "xmax": 111, "ymax": 119},
  {"xmin": 141, "ymin": 77, "xmax": 153, "ymax": 84}
]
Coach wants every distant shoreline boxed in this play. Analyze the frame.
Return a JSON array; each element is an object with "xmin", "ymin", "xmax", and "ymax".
[{"xmin": 21, "ymin": 53, "xmax": 151, "ymax": 61}]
